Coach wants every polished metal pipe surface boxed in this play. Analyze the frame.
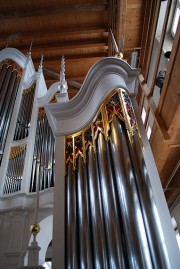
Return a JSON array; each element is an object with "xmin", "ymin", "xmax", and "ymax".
[
  {"xmin": 130, "ymin": 131, "xmax": 171, "ymax": 269},
  {"xmin": 66, "ymin": 162, "xmax": 78, "ymax": 269},
  {"xmin": 0, "ymin": 65, "xmax": 8, "ymax": 94},
  {"xmin": 0, "ymin": 77, "xmax": 20, "ymax": 154},
  {"xmin": 0, "ymin": 66, "xmax": 13, "ymax": 111},
  {"xmin": 87, "ymin": 145, "xmax": 109, "ymax": 269},
  {"xmin": 0, "ymin": 70, "xmax": 16, "ymax": 131},
  {"xmin": 77, "ymin": 155, "xmax": 93, "ymax": 269},
  {"xmin": 110, "ymin": 116, "xmax": 153, "ymax": 269},
  {"xmin": 97, "ymin": 132, "xmax": 127, "ymax": 269}
]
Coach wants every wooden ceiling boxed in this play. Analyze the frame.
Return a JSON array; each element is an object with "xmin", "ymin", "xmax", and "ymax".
[
  {"xmin": 0, "ymin": 0, "xmax": 145, "ymax": 98},
  {"xmin": 0, "ymin": 0, "xmax": 179, "ymax": 209}
]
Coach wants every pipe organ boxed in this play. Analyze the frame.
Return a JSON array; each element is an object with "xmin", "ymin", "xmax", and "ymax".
[
  {"xmin": 0, "ymin": 49, "xmax": 179, "ymax": 269},
  {"xmin": 0, "ymin": 51, "xmax": 55, "ymax": 196},
  {"xmin": 45, "ymin": 56, "xmax": 179, "ymax": 269}
]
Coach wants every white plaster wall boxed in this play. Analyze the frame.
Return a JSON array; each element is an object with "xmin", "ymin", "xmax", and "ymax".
[{"xmin": 0, "ymin": 211, "xmax": 30, "ymax": 269}]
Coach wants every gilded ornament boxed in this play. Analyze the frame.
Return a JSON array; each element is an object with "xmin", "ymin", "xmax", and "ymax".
[
  {"xmin": 30, "ymin": 223, "xmax": 40, "ymax": 234},
  {"xmin": 0, "ymin": 59, "xmax": 23, "ymax": 77},
  {"xmin": 9, "ymin": 144, "xmax": 27, "ymax": 160}
]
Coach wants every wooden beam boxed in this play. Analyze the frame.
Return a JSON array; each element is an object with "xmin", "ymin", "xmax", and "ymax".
[
  {"xmin": 116, "ymin": 0, "xmax": 127, "ymax": 50},
  {"xmin": 0, "ymin": 4, "xmax": 108, "ymax": 20},
  {"xmin": 158, "ymin": 19, "xmax": 180, "ymax": 114},
  {"xmin": 32, "ymin": 52, "xmax": 107, "ymax": 62},
  {"xmin": 0, "ymin": 27, "xmax": 108, "ymax": 41},
  {"xmin": 139, "ymin": 0, "xmax": 161, "ymax": 80},
  {"xmin": 18, "ymin": 39, "xmax": 108, "ymax": 51},
  {"xmin": 138, "ymin": 74, "xmax": 170, "ymax": 140},
  {"xmin": 148, "ymin": 0, "xmax": 173, "ymax": 97}
]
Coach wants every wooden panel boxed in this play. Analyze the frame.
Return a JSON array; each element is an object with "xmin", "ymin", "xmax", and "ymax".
[{"xmin": 160, "ymin": 43, "xmax": 180, "ymax": 129}]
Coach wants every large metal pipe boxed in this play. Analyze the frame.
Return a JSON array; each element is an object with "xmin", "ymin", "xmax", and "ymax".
[
  {"xmin": 0, "ymin": 64, "xmax": 8, "ymax": 94},
  {"xmin": 29, "ymin": 111, "xmax": 55, "ymax": 192},
  {"xmin": 4, "ymin": 146, "xmax": 26, "ymax": 194},
  {"xmin": 14, "ymin": 93, "xmax": 26, "ymax": 140},
  {"xmin": 66, "ymin": 161, "xmax": 78, "ymax": 269},
  {"xmin": 51, "ymin": 129, "xmax": 55, "ymax": 187},
  {"xmin": 14, "ymin": 86, "xmax": 35, "ymax": 141},
  {"xmin": 0, "ymin": 76, "xmax": 20, "ymax": 160},
  {"xmin": 129, "ymin": 130, "xmax": 171, "ymax": 269},
  {"xmin": 0, "ymin": 70, "xmax": 17, "ymax": 130},
  {"xmin": 0, "ymin": 66, "xmax": 13, "ymax": 109},
  {"xmin": 77, "ymin": 155, "xmax": 93, "ymax": 269},
  {"xmin": 109, "ymin": 116, "xmax": 153, "ymax": 269},
  {"xmin": 87, "ymin": 145, "xmax": 109, "ymax": 269},
  {"xmin": 97, "ymin": 132, "xmax": 127, "ymax": 269}
]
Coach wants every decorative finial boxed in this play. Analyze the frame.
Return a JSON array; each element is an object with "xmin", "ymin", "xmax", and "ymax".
[
  {"xmin": 58, "ymin": 55, "xmax": 68, "ymax": 93},
  {"xmin": 110, "ymin": 29, "xmax": 123, "ymax": 59},
  {"xmin": 27, "ymin": 41, "xmax": 33, "ymax": 56},
  {"xmin": 39, "ymin": 54, "xmax": 43, "ymax": 70},
  {"xmin": 30, "ymin": 223, "xmax": 40, "ymax": 234}
]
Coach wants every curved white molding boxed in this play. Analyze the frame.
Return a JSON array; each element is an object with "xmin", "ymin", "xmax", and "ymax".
[
  {"xmin": 22, "ymin": 72, "xmax": 39, "ymax": 90},
  {"xmin": 0, "ymin": 188, "xmax": 54, "ymax": 211},
  {"xmin": 36, "ymin": 71, "xmax": 48, "ymax": 98},
  {"xmin": 37, "ymin": 81, "xmax": 60, "ymax": 107},
  {"xmin": 0, "ymin": 47, "xmax": 27, "ymax": 69},
  {"xmin": 0, "ymin": 47, "xmax": 36, "ymax": 84},
  {"xmin": 45, "ymin": 57, "xmax": 140, "ymax": 135}
]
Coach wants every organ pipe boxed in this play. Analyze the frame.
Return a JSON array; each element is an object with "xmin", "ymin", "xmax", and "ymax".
[
  {"xmin": 29, "ymin": 108, "xmax": 55, "ymax": 192},
  {"xmin": 66, "ymin": 162, "xmax": 78, "ymax": 269},
  {"xmin": 97, "ymin": 132, "xmax": 127, "ymax": 269},
  {"xmin": 0, "ymin": 60, "xmax": 22, "ymax": 164},
  {"xmin": 87, "ymin": 146, "xmax": 109, "ymax": 269},
  {"xmin": 3, "ymin": 144, "xmax": 26, "ymax": 194},
  {"xmin": 77, "ymin": 156, "xmax": 93, "ymax": 269},
  {"xmin": 110, "ymin": 116, "xmax": 153, "ymax": 268},
  {"xmin": 129, "ymin": 131, "xmax": 171, "ymax": 268},
  {"xmin": 14, "ymin": 84, "xmax": 36, "ymax": 141},
  {"xmin": 65, "ymin": 88, "xmax": 169, "ymax": 269}
]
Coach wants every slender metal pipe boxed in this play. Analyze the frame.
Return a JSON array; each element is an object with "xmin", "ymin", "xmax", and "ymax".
[
  {"xmin": 0, "ymin": 77, "xmax": 20, "ymax": 154},
  {"xmin": 0, "ymin": 70, "xmax": 16, "ymax": 130},
  {"xmin": 51, "ymin": 130, "xmax": 55, "ymax": 187},
  {"xmin": 129, "ymin": 131, "xmax": 171, "ymax": 269},
  {"xmin": 30, "ymin": 158, "xmax": 37, "ymax": 192},
  {"xmin": 87, "ymin": 145, "xmax": 109, "ymax": 269},
  {"xmin": 77, "ymin": 155, "xmax": 93, "ymax": 269},
  {"xmin": 0, "ymin": 66, "xmax": 13, "ymax": 110},
  {"xmin": 66, "ymin": 161, "xmax": 78, "ymax": 269},
  {"xmin": 110, "ymin": 116, "xmax": 153, "ymax": 269},
  {"xmin": 30, "ymin": 117, "xmax": 41, "ymax": 192},
  {"xmin": 26, "ymin": 89, "xmax": 35, "ymax": 135},
  {"xmin": 0, "ymin": 65, "xmax": 8, "ymax": 95},
  {"xmin": 14, "ymin": 94, "xmax": 26, "ymax": 140},
  {"xmin": 97, "ymin": 132, "xmax": 127, "ymax": 269}
]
